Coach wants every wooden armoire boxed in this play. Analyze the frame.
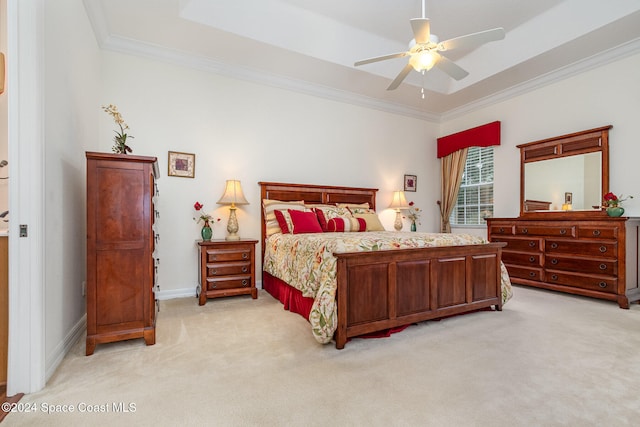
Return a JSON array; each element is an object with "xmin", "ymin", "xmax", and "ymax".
[{"xmin": 86, "ymin": 152, "xmax": 159, "ymax": 355}]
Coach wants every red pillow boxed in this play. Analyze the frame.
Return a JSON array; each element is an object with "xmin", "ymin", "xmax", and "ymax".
[
  {"xmin": 288, "ymin": 209, "xmax": 323, "ymax": 234},
  {"xmin": 273, "ymin": 210, "xmax": 292, "ymax": 234}
]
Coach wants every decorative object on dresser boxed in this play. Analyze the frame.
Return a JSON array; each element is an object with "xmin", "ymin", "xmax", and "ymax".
[
  {"xmin": 217, "ymin": 180, "xmax": 250, "ymax": 241},
  {"xmin": 603, "ymin": 192, "xmax": 632, "ymax": 217},
  {"xmin": 85, "ymin": 152, "xmax": 159, "ymax": 355},
  {"xmin": 168, "ymin": 151, "xmax": 195, "ymax": 178},
  {"xmin": 388, "ymin": 190, "xmax": 410, "ymax": 231},
  {"xmin": 488, "ymin": 125, "xmax": 640, "ymax": 308},
  {"xmin": 197, "ymin": 239, "xmax": 258, "ymax": 306},
  {"xmin": 101, "ymin": 104, "xmax": 134, "ymax": 154}
]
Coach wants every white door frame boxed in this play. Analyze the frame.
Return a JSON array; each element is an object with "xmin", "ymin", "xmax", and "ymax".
[{"xmin": 6, "ymin": 0, "xmax": 46, "ymax": 395}]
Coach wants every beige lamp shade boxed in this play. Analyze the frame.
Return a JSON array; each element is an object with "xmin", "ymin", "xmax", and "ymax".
[
  {"xmin": 217, "ymin": 180, "xmax": 249, "ymax": 207},
  {"xmin": 388, "ymin": 190, "xmax": 410, "ymax": 210}
]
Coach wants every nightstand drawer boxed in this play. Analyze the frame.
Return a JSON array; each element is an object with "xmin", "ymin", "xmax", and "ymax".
[
  {"xmin": 206, "ymin": 275, "xmax": 252, "ymax": 291},
  {"xmin": 206, "ymin": 262, "xmax": 251, "ymax": 277},
  {"xmin": 207, "ymin": 249, "xmax": 251, "ymax": 262}
]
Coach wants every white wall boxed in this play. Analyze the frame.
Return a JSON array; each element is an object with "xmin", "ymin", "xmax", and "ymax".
[
  {"xmin": 100, "ymin": 51, "xmax": 441, "ymax": 298},
  {"xmin": 444, "ymin": 51, "xmax": 640, "ymax": 238},
  {"xmin": 43, "ymin": 0, "xmax": 100, "ymax": 377}
]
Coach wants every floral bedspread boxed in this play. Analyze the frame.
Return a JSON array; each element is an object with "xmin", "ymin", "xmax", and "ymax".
[{"xmin": 263, "ymin": 231, "xmax": 513, "ymax": 344}]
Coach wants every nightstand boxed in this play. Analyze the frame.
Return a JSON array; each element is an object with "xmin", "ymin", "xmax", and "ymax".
[{"xmin": 197, "ymin": 239, "xmax": 258, "ymax": 305}]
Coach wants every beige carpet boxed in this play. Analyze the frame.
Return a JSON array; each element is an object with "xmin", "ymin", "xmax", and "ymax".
[{"xmin": 5, "ymin": 286, "xmax": 640, "ymax": 426}]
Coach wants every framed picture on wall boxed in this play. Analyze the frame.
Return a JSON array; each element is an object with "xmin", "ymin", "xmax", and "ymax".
[
  {"xmin": 404, "ymin": 174, "xmax": 417, "ymax": 192},
  {"xmin": 168, "ymin": 151, "xmax": 195, "ymax": 178}
]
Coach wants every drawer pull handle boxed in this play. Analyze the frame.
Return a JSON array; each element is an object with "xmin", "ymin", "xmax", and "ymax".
[
  {"xmin": 551, "ymin": 243, "xmax": 558, "ymax": 249},
  {"xmin": 529, "ymin": 256, "xmax": 535, "ymax": 263},
  {"xmin": 560, "ymin": 229, "xmax": 567, "ymax": 235},
  {"xmin": 522, "ymin": 228, "xmax": 528, "ymax": 234},
  {"xmin": 242, "ymin": 267, "xmax": 248, "ymax": 273},
  {"xmin": 211, "ymin": 255, "xmax": 216, "ymax": 261},
  {"xmin": 599, "ymin": 282, "xmax": 607, "ymax": 288},
  {"xmin": 593, "ymin": 230, "xmax": 601, "ymax": 236},
  {"xmin": 551, "ymin": 274, "xmax": 558, "ymax": 281},
  {"xmin": 529, "ymin": 241, "xmax": 536, "ymax": 247},
  {"xmin": 211, "ymin": 284, "xmax": 217, "ymax": 289},
  {"xmin": 499, "ymin": 227, "xmax": 504, "ymax": 233},
  {"xmin": 211, "ymin": 269, "xmax": 217, "ymax": 275},
  {"xmin": 599, "ymin": 264, "xmax": 607, "ymax": 270},
  {"xmin": 599, "ymin": 246, "xmax": 607, "ymax": 253},
  {"xmin": 242, "ymin": 280, "xmax": 248, "ymax": 287},
  {"xmin": 551, "ymin": 259, "xmax": 558, "ymax": 265},
  {"xmin": 242, "ymin": 253, "xmax": 248, "ymax": 259},
  {"xmin": 529, "ymin": 272, "xmax": 536, "ymax": 278}
]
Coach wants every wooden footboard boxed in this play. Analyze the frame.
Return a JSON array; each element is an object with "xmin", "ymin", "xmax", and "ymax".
[{"xmin": 333, "ymin": 242, "xmax": 506, "ymax": 349}]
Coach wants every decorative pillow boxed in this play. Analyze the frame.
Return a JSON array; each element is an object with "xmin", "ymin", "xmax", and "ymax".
[
  {"xmin": 288, "ymin": 209, "xmax": 323, "ymax": 234},
  {"xmin": 273, "ymin": 210, "xmax": 294, "ymax": 234},
  {"xmin": 353, "ymin": 213, "xmax": 385, "ymax": 231},
  {"xmin": 263, "ymin": 199, "xmax": 305, "ymax": 236},
  {"xmin": 347, "ymin": 206, "xmax": 376, "ymax": 215},
  {"xmin": 327, "ymin": 217, "xmax": 367, "ymax": 232},
  {"xmin": 313, "ymin": 205, "xmax": 352, "ymax": 231}
]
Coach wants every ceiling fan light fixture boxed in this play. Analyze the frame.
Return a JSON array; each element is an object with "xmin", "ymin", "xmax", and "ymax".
[{"xmin": 409, "ymin": 50, "xmax": 436, "ymax": 72}]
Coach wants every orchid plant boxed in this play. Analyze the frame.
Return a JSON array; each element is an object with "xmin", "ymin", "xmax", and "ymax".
[
  {"xmin": 102, "ymin": 104, "xmax": 133, "ymax": 154},
  {"xmin": 193, "ymin": 201, "xmax": 220, "ymax": 226},
  {"xmin": 603, "ymin": 192, "xmax": 633, "ymax": 208}
]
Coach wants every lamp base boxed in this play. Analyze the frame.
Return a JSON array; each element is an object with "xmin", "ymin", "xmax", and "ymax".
[
  {"xmin": 225, "ymin": 206, "xmax": 241, "ymax": 241},
  {"xmin": 394, "ymin": 210, "xmax": 403, "ymax": 231}
]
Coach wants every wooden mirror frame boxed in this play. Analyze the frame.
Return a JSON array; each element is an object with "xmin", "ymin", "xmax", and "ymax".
[{"xmin": 517, "ymin": 125, "xmax": 611, "ymax": 217}]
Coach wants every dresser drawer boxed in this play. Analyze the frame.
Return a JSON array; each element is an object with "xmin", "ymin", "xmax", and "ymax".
[
  {"xmin": 545, "ymin": 240, "xmax": 616, "ymax": 258},
  {"xmin": 515, "ymin": 225, "xmax": 576, "ymax": 237},
  {"xmin": 577, "ymin": 226, "xmax": 618, "ymax": 240},
  {"xmin": 489, "ymin": 224, "xmax": 514, "ymax": 235},
  {"xmin": 545, "ymin": 270, "xmax": 617, "ymax": 294},
  {"xmin": 545, "ymin": 254, "xmax": 617, "ymax": 276},
  {"xmin": 206, "ymin": 261, "xmax": 251, "ymax": 277},
  {"xmin": 505, "ymin": 264, "xmax": 543, "ymax": 281},
  {"xmin": 492, "ymin": 237, "xmax": 543, "ymax": 252},
  {"xmin": 206, "ymin": 248, "xmax": 252, "ymax": 263},
  {"xmin": 502, "ymin": 251, "xmax": 543, "ymax": 266},
  {"xmin": 206, "ymin": 275, "xmax": 252, "ymax": 291}
]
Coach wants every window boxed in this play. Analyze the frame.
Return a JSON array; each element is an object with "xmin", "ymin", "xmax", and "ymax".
[{"xmin": 451, "ymin": 146, "xmax": 494, "ymax": 226}]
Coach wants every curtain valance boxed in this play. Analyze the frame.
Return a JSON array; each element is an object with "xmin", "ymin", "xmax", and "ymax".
[{"xmin": 437, "ymin": 121, "xmax": 501, "ymax": 158}]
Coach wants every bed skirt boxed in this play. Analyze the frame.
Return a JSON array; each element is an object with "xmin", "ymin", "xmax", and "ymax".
[{"xmin": 263, "ymin": 271, "xmax": 410, "ymax": 339}]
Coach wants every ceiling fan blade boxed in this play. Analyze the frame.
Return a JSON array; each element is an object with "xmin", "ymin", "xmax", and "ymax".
[
  {"xmin": 354, "ymin": 52, "xmax": 409, "ymax": 67},
  {"xmin": 439, "ymin": 27, "xmax": 505, "ymax": 51},
  {"xmin": 433, "ymin": 53, "xmax": 469, "ymax": 80},
  {"xmin": 387, "ymin": 63, "xmax": 414, "ymax": 91},
  {"xmin": 410, "ymin": 18, "xmax": 431, "ymax": 44}
]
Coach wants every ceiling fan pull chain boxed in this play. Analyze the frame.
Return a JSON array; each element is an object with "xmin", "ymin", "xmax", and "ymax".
[{"xmin": 421, "ymin": 70, "xmax": 426, "ymax": 99}]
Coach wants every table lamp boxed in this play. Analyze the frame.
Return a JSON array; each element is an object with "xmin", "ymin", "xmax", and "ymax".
[
  {"xmin": 217, "ymin": 179, "xmax": 249, "ymax": 241},
  {"xmin": 388, "ymin": 190, "xmax": 410, "ymax": 231}
]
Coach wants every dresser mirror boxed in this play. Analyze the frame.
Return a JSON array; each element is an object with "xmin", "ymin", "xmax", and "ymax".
[{"xmin": 518, "ymin": 126, "xmax": 610, "ymax": 215}]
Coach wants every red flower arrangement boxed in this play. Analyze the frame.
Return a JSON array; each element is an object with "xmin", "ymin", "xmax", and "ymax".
[
  {"xmin": 603, "ymin": 192, "xmax": 632, "ymax": 208},
  {"xmin": 193, "ymin": 201, "xmax": 220, "ymax": 225}
]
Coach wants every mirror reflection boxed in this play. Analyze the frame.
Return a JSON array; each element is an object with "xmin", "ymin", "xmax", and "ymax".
[{"xmin": 524, "ymin": 152, "xmax": 601, "ymax": 211}]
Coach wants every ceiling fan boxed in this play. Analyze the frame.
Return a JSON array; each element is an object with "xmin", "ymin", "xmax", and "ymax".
[{"xmin": 354, "ymin": 0, "xmax": 505, "ymax": 91}]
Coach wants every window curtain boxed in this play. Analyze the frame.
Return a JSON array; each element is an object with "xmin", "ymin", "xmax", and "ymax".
[
  {"xmin": 436, "ymin": 121, "xmax": 501, "ymax": 233},
  {"xmin": 438, "ymin": 148, "xmax": 468, "ymax": 233}
]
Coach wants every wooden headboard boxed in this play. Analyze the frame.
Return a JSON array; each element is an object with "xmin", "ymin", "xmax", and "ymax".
[{"xmin": 258, "ymin": 181, "xmax": 378, "ymax": 257}]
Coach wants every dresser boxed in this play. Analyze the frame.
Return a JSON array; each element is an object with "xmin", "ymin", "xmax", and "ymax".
[
  {"xmin": 487, "ymin": 216, "xmax": 640, "ymax": 308},
  {"xmin": 197, "ymin": 239, "xmax": 258, "ymax": 305},
  {"xmin": 86, "ymin": 152, "xmax": 159, "ymax": 355}
]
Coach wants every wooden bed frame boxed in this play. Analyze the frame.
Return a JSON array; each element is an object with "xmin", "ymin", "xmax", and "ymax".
[{"xmin": 259, "ymin": 181, "xmax": 506, "ymax": 349}]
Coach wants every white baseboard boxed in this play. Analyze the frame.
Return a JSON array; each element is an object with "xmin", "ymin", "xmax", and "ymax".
[
  {"xmin": 156, "ymin": 280, "xmax": 263, "ymax": 301},
  {"xmin": 45, "ymin": 314, "xmax": 87, "ymax": 382}
]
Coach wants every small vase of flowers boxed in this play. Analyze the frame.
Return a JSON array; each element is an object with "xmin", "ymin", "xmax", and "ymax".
[
  {"xmin": 193, "ymin": 201, "xmax": 220, "ymax": 240},
  {"xmin": 404, "ymin": 201, "xmax": 421, "ymax": 232},
  {"xmin": 603, "ymin": 192, "xmax": 632, "ymax": 217}
]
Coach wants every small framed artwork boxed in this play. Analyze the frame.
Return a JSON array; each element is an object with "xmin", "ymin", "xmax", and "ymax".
[
  {"xmin": 564, "ymin": 192, "xmax": 573, "ymax": 204},
  {"xmin": 404, "ymin": 174, "xmax": 417, "ymax": 192},
  {"xmin": 168, "ymin": 151, "xmax": 195, "ymax": 178}
]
